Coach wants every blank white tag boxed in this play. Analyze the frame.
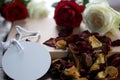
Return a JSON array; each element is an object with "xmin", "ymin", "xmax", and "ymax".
[{"xmin": 2, "ymin": 41, "xmax": 51, "ymax": 80}]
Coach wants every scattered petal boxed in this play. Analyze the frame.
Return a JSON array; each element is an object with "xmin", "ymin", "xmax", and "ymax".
[
  {"xmin": 105, "ymin": 66, "xmax": 118, "ymax": 79},
  {"xmin": 55, "ymin": 39, "xmax": 67, "ymax": 49},
  {"xmin": 89, "ymin": 35, "xmax": 102, "ymax": 48}
]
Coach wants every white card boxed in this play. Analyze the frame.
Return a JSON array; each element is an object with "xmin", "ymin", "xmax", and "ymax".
[{"xmin": 2, "ymin": 41, "xmax": 51, "ymax": 80}]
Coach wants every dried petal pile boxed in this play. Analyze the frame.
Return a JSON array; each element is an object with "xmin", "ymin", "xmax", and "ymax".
[{"xmin": 44, "ymin": 30, "xmax": 120, "ymax": 80}]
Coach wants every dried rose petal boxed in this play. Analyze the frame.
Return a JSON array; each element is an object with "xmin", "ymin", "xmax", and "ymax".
[
  {"xmin": 64, "ymin": 66, "xmax": 80, "ymax": 79},
  {"xmin": 80, "ymin": 68, "xmax": 87, "ymax": 76},
  {"xmin": 111, "ymin": 57, "xmax": 120, "ymax": 67},
  {"xmin": 76, "ymin": 40, "xmax": 93, "ymax": 54},
  {"xmin": 50, "ymin": 58, "xmax": 74, "ymax": 79},
  {"xmin": 91, "ymin": 32, "xmax": 99, "ymax": 36},
  {"xmin": 65, "ymin": 34, "xmax": 79, "ymax": 43},
  {"xmin": 78, "ymin": 77, "xmax": 88, "ymax": 80},
  {"xmin": 58, "ymin": 27, "xmax": 73, "ymax": 37},
  {"xmin": 68, "ymin": 43, "xmax": 79, "ymax": 54},
  {"xmin": 55, "ymin": 39, "xmax": 67, "ymax": 49},
  {"xmin": 107, "ymin": 53, "xmax": 120, "ymax": 67},
  {"xmin": 112, "ymin": 39, "xmax": 120, "ymax": 47},
  {"xmin": 101, "ymin": 44, "xmax": 111, "ymax": 55},
  {"xmin": 60, "ymin": 59, "xmax": 74, "ymax": 68},
  {"xmin": 95, "ymin": 53, "xmax": 106, "ymax": 64},
  {"xmin": 105, "ymin": 66, "xmax": 118, "ymax": 79},
  {"xmin": 89, "ymin": 35, "xmax": 102, "ymax": 48},
  {"xmin": 89, "ymin": 63, "xmax": 100, "ymax": 72},
  {"xmin": 79, "ymin": 30, "xmax": 91, "ymax": 38},
  {"xmin": 97, "ymin": 36, "xmax": 112, "ymax": 47},
  {"xmin": 43, "ymin": 38, "xmax": 56, "ymax": 47},
  {"xmin": 96, "ymin": 71, "xmax": 106, "ymax": 79},
  {"xmin": 82, "ymin": 53, "xmax": 93, "ymax": 67}
]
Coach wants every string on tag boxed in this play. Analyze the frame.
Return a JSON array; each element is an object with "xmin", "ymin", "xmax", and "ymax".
[
  {"xmin": 0, "ymin": 25, "xmax": 40, "ymax": 52},
  {"xmin": 1, "ymin": 39, "xmax": 23, "ymax": 50},
  {"xmin": 15, "ymin": 25, "xmax": 40, "ymax": 41}
]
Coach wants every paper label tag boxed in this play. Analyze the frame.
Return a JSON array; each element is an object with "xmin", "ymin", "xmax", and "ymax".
[{"xmin": 2, "ymin": 41, "xmax": 51, "ymax": 80}]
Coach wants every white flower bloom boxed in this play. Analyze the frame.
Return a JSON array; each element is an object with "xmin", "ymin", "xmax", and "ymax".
[
  {"xmin": 27, "ymin": 0, "xmax": 49, "ymax": 19},
  {"xmin": 82, "ymin": 0, "xmax": 120, "ymax": 35}
]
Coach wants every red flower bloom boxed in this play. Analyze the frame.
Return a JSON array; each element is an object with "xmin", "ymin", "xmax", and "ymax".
[
  {"xmin": 1, "ymin": 1, "xmax": 28, "ymax": 22},
  {"xmin": 54, "ymin": 1, "xmax": 84, "ymax": 28}
]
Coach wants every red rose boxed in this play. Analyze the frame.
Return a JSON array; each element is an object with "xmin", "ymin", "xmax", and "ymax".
[
  {"xmin": 54, "ymin": 1, "xmax": 84, "ymax": 28},
  {"xmin": 1, "ymin": 1, "xmax": 28, "ymax": 22}
]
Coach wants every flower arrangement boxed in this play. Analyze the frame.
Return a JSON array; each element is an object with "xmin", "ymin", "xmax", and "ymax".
[
  {"xmin": 44, "ymin": 0, "xmax": 120, "ymax": 80},
  {"xmin": 0, "ymin": 0, "xmax": 49, "ymax": 22}
]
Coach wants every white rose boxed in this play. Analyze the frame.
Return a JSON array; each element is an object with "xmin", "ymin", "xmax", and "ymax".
[
  {"xmin": 83, "ymin": 0, "xmax": 120, "ymax": 35},
  {"xmin": 27, "ymin": 1, "xmax": 49, "ymax": 19}
]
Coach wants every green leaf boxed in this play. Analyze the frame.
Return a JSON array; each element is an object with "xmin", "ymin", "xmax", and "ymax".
[
  {"xmin": 52, "ymin": 1, "xmax": 58, "ymax": 8},
  {"xmin": 18, "ymin": 0, "xmax": 31, "ymax": 6},
  {"xmin": 0, "ymin": 0, "xmax": 4, "ymax": 4},
  {"xmin": 0, "ymin": 0, "xmax": 3, "ymax": 2},
  {"xmin": 83, "ymin": 0, "xmax": 89, "ymax": 7}
]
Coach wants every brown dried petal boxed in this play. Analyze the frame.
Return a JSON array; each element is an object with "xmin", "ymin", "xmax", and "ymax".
[
  {"xmin": 43, "ymin": 38, "xmax": 56, "ymax": 47},
  {"xmin": 79, "ymin": 30, "xmax": 91, "ymax": 38},
  {"xmin": 64, "ymin": 66, "xmax": 80, "ymax": 78},
  {"xmin": 107, "ymin": 53, "xmax": 120, "ymax": 67},
  {"xmin": 50, "ymin": 58, "xmax": 74, "ymax": 79},
  {"xmin": 101, "ymin": 44, "xmax": 111, "ymax": 55},
  {"xmin": 82, "ymin": 53, "xmax": 93, "ymax": 67},
  {"xmin": 97, "ymin": 36, "xmax": 112, "ymax": 47},
  {"xmin": 89, "ymin": 63, "xmax": 100, "ymax": 72},
  {"xmin": 105, "ymin": 66, "xmax": 118, "ymax": 79},
  {"xmin": 111, "ymin": 57, "xmax": 120, "ymax": 67},
  {"xmin": 112, "ymin": 39, "xmax": 120, "ymax": 47},
  {"xmin": 68, "ymin": 43, "xmax": 79, "ymax": 54},
  {"xmin": 95, "ymin": 53, "xmax": 106, "ymax": 64},
  {"xmin": 58, "ymin": 27, "xmax": 73, "ymax": 37},
  {"xmin": 76, "ymin": 77, "xmax": 88, "ymax": 80},
  {"xmin": 96, "ymin": 71, "xmax": 107, "ymax": 79},
  {"xmin": 89, "ymin": 35, "xmax": 102, "ymax": 48},
  {"xmin": 65, "ymin": 34, "xmax": 79, "ymax": 43},
  {"xmin": 76, "ymin": 40, "xmax": 93, "ymax": 54},
  {"xmin": 55, "ymin": 39, "xmax": 67, "ymax": 49}
]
